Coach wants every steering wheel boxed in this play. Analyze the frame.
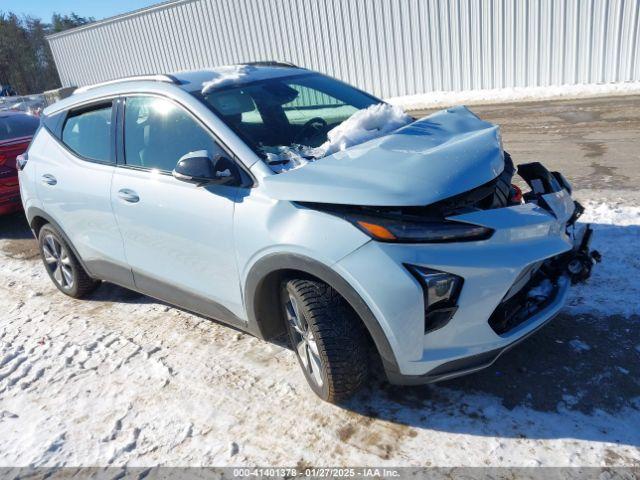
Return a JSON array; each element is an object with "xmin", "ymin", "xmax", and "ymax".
[{"xmin": 292, "ymin": 117, "xmax": 328, "ymax": 146}]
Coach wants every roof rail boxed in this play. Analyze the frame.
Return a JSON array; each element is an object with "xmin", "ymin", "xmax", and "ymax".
[
  {"xmin": 74, "ymin": 74, "xmax": 179, "ymax": 94},
  {"xmin": 242, "ymin": 61, "xmax": 299, "ymax": 68}
]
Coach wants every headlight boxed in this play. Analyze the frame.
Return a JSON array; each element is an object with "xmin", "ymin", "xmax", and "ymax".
[
  {"xmin": 351, "ymin": 217, "xmax": 493, "ymax": 243},
  {"xmin": 406, "ymin": 265, "xmax": 464, "ymax": 333}
]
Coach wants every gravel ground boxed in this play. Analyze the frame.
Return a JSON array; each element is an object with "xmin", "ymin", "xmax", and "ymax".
[{"xmin": 0, "ymin": 96, "xmax": 639, "ymax": 467}]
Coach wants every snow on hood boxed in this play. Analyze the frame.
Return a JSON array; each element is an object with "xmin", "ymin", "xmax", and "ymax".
[
  {"xmin": 263, "ymin": 106, "xmax": 505, "ymax": 207},
  {"xmin": 201, "ymin": 65, "xmax": 255, "ymax": 94},
  {"xmin": 264, "ymin": 103, "xmax": 412, "ymax": 173},
  {"xmin": 318, "ymin": 103, "xmax": 412, "ymax": 157}
]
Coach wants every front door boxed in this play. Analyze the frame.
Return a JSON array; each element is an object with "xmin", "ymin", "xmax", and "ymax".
[{"xmin": 110, "ymin": 95, "xmax": 245, "ymax": 323}]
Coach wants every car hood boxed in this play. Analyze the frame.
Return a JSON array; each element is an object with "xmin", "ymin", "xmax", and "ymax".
[{"xmin": 262, "ymin": 106, "xmax": 505, "ymax": 206}]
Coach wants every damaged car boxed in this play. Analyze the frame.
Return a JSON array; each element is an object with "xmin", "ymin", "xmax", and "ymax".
[{"xmin": 19, "ymin": 63, "xmax": 599, "ymax": 402}]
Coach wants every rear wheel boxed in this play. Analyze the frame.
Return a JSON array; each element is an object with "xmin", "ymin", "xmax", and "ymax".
[
  {"xmin": 282, "ymin": 278, "xmax": 369, "ymax": 403},
  {"xmin": 38, "ymin": 224, "xmax": 99, "ymax": 298}
]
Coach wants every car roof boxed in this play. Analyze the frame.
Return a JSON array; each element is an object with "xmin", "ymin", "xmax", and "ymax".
[
  {"xmin": 0, "ymin": 110, "xmax": 35, "ymax": 118},
  {"xmin": 173, "ymin": 64, "xmax": 309, "ymax": 92},
  {"xmin": 43, "ymin": 63, "xmax": 310, "ymax": 116}
]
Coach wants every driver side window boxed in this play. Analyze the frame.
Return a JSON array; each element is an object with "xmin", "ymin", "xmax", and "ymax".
[{"xmin": 124, "ymin": 96, "xmax": 226, "ymax": 172}]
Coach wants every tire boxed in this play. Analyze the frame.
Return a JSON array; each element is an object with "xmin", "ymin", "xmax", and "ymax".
[
  {"xmin": 38, "ymin": 224, "xmax": 99, "ymax": 298},
  {"xmin": 281, "ymin": 278, "xmax": 369, "ymax": 403}
]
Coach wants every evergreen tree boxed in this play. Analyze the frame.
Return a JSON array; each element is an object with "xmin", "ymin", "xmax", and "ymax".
[{"xmin": 0, "ymin": 12, "xmax": 93, "ymax": 94}]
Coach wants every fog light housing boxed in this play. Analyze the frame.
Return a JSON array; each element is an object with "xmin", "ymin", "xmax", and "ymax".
[{"xmin": 406, "ymin": 265, "xmax": 463, "ymax": 333}]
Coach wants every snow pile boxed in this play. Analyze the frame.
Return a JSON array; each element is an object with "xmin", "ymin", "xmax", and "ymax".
[
  {"xmin": 388, "ymin": 81, "xmax": 640, "ymax": 111},
  {"xmin": 316, "ymin": 103, "xmax": 412, "ymax": 157},
  {"xmin": 201, "ymin": 65, "xmax": 255, "ymax": 94},
  {"xmin": 265, "ymin": 103, "xmax": 412, "ymax": 173},
  {"xmin": 262, "ymin": 145, "xmax": 313, "ymax": 173}
]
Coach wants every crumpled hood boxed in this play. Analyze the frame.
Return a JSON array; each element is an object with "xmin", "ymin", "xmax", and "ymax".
[{"xmin": 262, "ymin": 105, "xmax": 505, "ymax": 206}]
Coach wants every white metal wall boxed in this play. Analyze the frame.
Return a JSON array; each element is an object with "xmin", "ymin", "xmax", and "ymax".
[{"xmin": 48, "ymin": 0, "xmax": 640, "ymax": 98}]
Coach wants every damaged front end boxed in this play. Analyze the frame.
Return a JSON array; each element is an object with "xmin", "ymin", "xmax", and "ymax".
[
  {"xmin": 305, "ymin": 156, "xmax": 601, "ymax": 339},
  {"xmin": 487, "ymin": 161, "xmax": 601, "ymax": 336}
]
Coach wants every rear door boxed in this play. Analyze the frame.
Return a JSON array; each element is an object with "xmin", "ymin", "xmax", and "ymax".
[
  {"xmin": 110, "ymin": 94, "xmax": 245, "ymax": 322},
  {"xmin": 34, "ymin": 100, "xmax": 133, "ymax": 287}
]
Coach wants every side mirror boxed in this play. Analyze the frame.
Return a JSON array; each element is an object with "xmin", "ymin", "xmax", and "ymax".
[{"xmin": 172, "ymin": 150, "xmax": 238, "ymax": 186}]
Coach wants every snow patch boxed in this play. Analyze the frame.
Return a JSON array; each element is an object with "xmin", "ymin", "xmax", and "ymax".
[
  {"xmin": 317, "ymin": 103, "xmax": 412, "ymax": 157},
  {"xmin": 566, "ymin": 201, "xmax": 640, "ymax": 316},
  {"xmin": 201, "ymin": 65, "xmax": 255, "ymax": 94},
  {"xmin": 387, "ymin": 82, "xmax": 640, "ymax": 111},
  {"xmin": 265, "ymin": 103, "xmax": 412, "ymax": 173},
  {"xmin": 569, "ymin": 339, "xmax": 591, "ymax": 353},
  {"xmin": 263, "ymin": 145, "xmax": 313, "ymax": 173}
]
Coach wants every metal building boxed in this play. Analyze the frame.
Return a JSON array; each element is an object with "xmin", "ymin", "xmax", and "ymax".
[{"xmin": 47, "ymin": 0, "xmax": 640, "ymax": 98}]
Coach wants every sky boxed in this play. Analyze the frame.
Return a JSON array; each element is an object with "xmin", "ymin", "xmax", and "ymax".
[{"xmin": 2, "ymin": 0, "xmax": 162, "ymax": 22}]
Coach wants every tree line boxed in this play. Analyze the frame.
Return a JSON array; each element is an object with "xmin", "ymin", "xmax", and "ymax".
[{"xmin": 0, "ymin": 12, "xmax": 93, "ymax": 95}]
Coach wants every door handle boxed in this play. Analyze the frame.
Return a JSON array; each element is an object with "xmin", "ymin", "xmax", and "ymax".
[
  {"xmin": 41, "ymin": 174, "xmax": 57, "ymax": 186},
  {"xmin": 117, "ymin": 188, "xmax": 140, "ymax": 203}
]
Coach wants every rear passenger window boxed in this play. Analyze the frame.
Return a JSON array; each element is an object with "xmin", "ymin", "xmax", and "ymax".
[{"xmin": 62, "ymin": 103, "xmax": 113, "ymax": 163}]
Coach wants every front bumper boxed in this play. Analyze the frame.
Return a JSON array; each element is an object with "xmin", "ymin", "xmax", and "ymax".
[{"xmin": 335, "ymin": 182, "xmax": 599, "ymax": 384}]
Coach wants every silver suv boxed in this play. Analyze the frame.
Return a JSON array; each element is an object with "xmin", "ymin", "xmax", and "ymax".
[{"xmin": 18, "ymin": 63, "xmax": 598, "ymax": 402}]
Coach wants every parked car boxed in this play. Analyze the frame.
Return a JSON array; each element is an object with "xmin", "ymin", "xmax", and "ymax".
[
  {"xmin": 0, "ymin": 85, "xmax": 17, "ymax": 97},
  {"xmin": 0, "ymin": 111, "xmax": 39, "ymax": 215},
  {"xmin": 18, "ymin": 64, "xmax": 598, "ymax": 403},
  {"xmin": 0, "ymin": 95, "xmax": 46, "ymax": 117}
]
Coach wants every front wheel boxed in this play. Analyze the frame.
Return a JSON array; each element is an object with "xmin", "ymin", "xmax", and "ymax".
[
  {"xmin": 38, "ymin": 224, "xmax": 99, "ymax": 298},
  {"xmin": 282, "ymin": 278, "xmax": 369, "ymax": 403}
]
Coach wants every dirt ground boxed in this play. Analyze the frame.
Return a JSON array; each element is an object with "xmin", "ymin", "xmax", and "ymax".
[
  {"xmin": 0, "ymin": 96, "xmax": 638, "ymax": 468},
  {"xmin": 412, "ymin": 95, "xmax": 640, "ymax": 191}
]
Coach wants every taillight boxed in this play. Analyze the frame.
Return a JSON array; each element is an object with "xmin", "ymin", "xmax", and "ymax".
[{"xmin": 16, "ymin": 153, "xmax": 28, "ymax": 171}]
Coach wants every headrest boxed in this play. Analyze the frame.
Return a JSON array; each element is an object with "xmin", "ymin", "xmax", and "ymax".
[
  {"xmin": 208, "ymin": 89, "xmax": 256, "ymax": 116},
  {"xmin": 258, "ymin": 83, "xmax": 299, "ymax": 105}
]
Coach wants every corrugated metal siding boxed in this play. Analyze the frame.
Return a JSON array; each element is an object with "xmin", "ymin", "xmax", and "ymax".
[{"xmin": 48, "ymin": 0, "xmax": 640, "ymax": 97}]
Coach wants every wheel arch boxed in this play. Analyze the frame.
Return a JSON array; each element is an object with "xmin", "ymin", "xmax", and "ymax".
[
  {"xmin": 26, "ymin": 207, "xmax": 94, "ymax": 278},
  {"xmin": 244, "ymin": 253, "xmax": 400, "ymax": 375}
]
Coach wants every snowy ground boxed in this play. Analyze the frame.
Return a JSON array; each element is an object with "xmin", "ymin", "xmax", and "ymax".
[
  {"xmin": 1, "ymin": 96, "xmax": 639, "ymax": 467},
  {"xmin": 388, "ymin": 81, "xmax": 640, "ymax": 110}
]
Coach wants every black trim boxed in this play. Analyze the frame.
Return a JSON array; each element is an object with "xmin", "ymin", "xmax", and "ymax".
[
  {"xmin": 244, "ymin": 253, "xmax": 401, "ymax": 376},
  {"xmin": 133, "ymin": 271, "xmax": 247, "ymax": 329},
  {"xmin": 115, "ymin": 98, "xmax": 125, "ymax": 165},
  {"xmin": 84, "ymin": 259, "xmax": 135, "ymax": 289},
  {"xmin": 41, "ymin": 110, "xmax": 66, "ymax": 138}
]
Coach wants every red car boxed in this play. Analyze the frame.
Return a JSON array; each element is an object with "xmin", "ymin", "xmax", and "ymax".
[{"xmin": 0, "ymin": 111, "xmax": 40, "ymax": 215}]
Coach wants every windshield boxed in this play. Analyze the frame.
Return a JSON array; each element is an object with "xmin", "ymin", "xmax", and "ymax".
[{"xmin": 195, "ymin": 73, "xmax": 381, "ymax": 158}]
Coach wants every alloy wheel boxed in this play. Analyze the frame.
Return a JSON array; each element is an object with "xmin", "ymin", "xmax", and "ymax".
[
  {"xmin": 42, "ymin": 234, "xmax": 74, "ymax": 290},
  {"xmin": 285, "ymin": 294, "xmax": 324, "ymax": 387}
]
